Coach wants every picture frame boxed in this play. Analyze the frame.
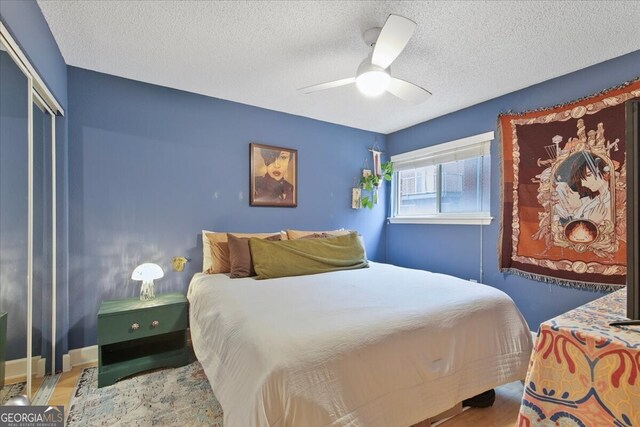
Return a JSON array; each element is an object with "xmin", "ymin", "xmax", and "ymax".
[
  {"xmin": 250, "ymin": 143, "xmax": 298, "ymax": 207},
  {"xmin": 351, "ymin": 188, "xmax": 361, "ymax": 209}
]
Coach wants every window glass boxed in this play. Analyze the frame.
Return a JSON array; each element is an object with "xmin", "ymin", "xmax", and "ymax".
[
  {"xmin": 393, "ymin": 156, "xmax": 490, "ymax": 219},
  {"xmin": 440, "ymin": 157, "xmax": 490, "ymax": 213},
  {"xmin": 397, "ymin": 166, "xmax": 437, "ymax": 216}
]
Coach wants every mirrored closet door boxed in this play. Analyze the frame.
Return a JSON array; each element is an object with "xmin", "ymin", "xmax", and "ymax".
[
  {"xmin": 31, "ymin": 98, "xmax": 55, "ymax": 395},
  {"xmin": 0, "ymin": 34, "xmax": 30, "ymax": 399},
  {"xmin": 0, "ymin": 23, "xmax": 62, "ymax": 400}
]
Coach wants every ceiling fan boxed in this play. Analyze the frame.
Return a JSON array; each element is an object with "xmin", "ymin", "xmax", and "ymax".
[{"xmin": 298, "ymin": 14, "xmax": 432, "ymax": 104}]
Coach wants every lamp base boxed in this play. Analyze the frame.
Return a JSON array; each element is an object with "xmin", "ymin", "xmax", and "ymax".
[{"xmin": 140, "ymin": 280, "xmax": 155, "ymax": 301}]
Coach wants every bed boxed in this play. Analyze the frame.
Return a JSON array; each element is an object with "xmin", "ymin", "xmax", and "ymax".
[{"xmin": 188, "ymin": 262, "xmax": 532, "ymax": 427}]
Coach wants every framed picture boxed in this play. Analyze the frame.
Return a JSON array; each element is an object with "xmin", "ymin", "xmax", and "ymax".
[{"xmin": 250, "ymin": 143, "xmax": 298, "ymax": 207}]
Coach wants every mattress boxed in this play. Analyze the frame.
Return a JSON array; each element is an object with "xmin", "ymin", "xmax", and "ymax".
[{"xmin": 188, "ymin": 262, "xmax": 532, "ymax": 427}]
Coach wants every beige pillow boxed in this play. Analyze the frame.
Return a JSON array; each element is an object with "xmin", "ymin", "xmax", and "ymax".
[
  {"xmin": 203, "ymin": 231, "xmax": 282, "ymax": 274},
  {"xmin": 286, "ymin": 228, "xmax": 352, "ymax": 240},
  {"xmin": 202, "ymin": 229, "xmax": 216, "ymax": 273}
]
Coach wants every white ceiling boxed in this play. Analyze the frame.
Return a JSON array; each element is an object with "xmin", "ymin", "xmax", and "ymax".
[{"xmin": 38, "ymin": 1, "xmax": 640, "ymax": 134}]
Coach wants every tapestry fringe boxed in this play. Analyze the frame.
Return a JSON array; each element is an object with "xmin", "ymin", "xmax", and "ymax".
[
  {"xmin": 499, "ymin": 267, "xmax": 623, "ymax": 293},
  {"xmin": 497, "ymin": 76, "xmax": 640, "ymax": 118}
]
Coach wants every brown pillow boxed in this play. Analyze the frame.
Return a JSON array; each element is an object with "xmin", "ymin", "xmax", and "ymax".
[
  {"xmin": 228, "ymin": 233, "xmax": 281, "ymax": 278},
  {"xmin": 205, "ymin": 231, "xmax": 281, "ymax": 273}
]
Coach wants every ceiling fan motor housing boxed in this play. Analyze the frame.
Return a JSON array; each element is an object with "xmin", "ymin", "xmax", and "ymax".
[{"xmin": 363, "ymin": 27, "xmax": 382, "ymax": 46}]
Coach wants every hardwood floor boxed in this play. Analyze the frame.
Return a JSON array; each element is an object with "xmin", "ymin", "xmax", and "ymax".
[
  {"xmin": 442, "ymin": 381, "xmax": 523, "ymax": 427},
  {"xmin": 41, "ymin": 363, "xmax": 523, "ymax": 426},
  {"xmin": 47, "ymin": 362, "xmax": 95, "ymax": 408}
]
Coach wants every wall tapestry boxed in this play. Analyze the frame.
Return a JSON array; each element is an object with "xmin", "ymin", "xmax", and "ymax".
[
  {"xmin": 250, "ymin": 143, "xmax": 297, "ymax": 207},
  {"xmin": 499, "ymin": 79, "xmax": 640, "ymax": 290}
]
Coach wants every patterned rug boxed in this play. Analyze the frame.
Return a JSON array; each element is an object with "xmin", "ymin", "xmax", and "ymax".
[
  {"xmin": 0, "ymin": 381, "xmax": 26, "ymax": 405},
  {"xmin": 66, "ymin": 362, "xmax": 223, "ymax": 426}
]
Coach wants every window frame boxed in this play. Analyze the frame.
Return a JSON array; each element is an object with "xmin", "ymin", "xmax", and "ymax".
[{"xmin": 388, "ymin": 132, "xmax": 494, "ymax": 225}]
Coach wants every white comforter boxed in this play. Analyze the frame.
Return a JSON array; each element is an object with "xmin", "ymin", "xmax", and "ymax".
[{"xmin": 188, "ymin": 262, "xmax": 532, "ymax": 427}]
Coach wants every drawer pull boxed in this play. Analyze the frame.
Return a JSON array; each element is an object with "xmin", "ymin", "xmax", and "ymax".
[
  {"xmin": 151, "ymin": 320, "xmax": 160, "ymax": 328},
  {"xmin": 131, "ymin": 323, "xmax": 140, "ymax": 331}
]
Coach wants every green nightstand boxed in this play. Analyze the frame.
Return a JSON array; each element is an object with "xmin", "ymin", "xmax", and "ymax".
[{"xmin": 97, "ymin": 293, "xmax": 189, "ymax": 388}]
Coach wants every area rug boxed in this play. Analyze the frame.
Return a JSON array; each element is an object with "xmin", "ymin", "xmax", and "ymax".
[
  {"xmin": 498, "ymin": 78, "xmax": 640, "ymax": 290},
  {"xmin": 66, "ymin": 362, "xmax": 223, "ymax": 426},
  {"xmin": 0, "ymin": 381, "xmax": 26, "ymax": 405}
]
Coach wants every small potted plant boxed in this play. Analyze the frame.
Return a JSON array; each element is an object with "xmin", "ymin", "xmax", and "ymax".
[{"xmin": 360, "ymin": 161, "xmax": 393, "ymax": 209}]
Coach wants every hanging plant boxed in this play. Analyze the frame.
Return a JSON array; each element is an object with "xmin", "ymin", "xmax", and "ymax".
[{"xmin": 360, "ymin": 161, "xmax": 393, "ymax": 209}]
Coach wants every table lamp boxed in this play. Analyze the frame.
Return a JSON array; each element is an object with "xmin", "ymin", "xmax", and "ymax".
[{"xmin": 131, "ymin": 263, "xmax": 164, "ymax": 301}]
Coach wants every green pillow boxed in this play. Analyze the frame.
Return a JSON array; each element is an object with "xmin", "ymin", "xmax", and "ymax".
[{"xmin": 249, "ymin": 233, "xmax": 368, "ymax": 279}]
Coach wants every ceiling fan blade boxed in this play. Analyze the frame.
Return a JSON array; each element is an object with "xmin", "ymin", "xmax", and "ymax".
[
  {"xmin": 371, "ymin": 14, "xmax": 417, "ymax": 69},
  {"xmin": 387, "ymin": 78, "xmax": 432, "ymax": 104},
  {"xmin": 298, "ymin": 77, "xmax": 356, "ymax": 94}
]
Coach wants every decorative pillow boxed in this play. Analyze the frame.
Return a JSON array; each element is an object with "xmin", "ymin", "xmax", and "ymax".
[
  {"xmin": 203, "ymin": 231, "xmax": 282, "ymax": 274},
  {"xmin": 202, "ymin": 229, "xmax": 216, "ymax": 273},
  {"xmin": 228, "ymin": 233, "xmax": 281, "ymax": 278},
  {"xmin": 250, "ymin": 232, "xmax": 368, "ymax": 279},
  {"xmin": 286, "ymin": 228, "xmax": 352, "ymax": 240},
  {"xmin": 286, "ymin": 229, "xmax": 367, "ymax": 260}
]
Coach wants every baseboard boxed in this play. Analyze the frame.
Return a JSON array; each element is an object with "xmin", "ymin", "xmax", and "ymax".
[
  {"xmin": 4, "ymin": 355, "xmax": 46, "ymax": 382},
  {"xmin": 62, "ymin": 345, "xmax": 98, "ymax": 372}
]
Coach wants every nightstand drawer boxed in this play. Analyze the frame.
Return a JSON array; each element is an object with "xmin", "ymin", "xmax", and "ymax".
[{"xmin": 98, "ymin": 302, "xmax": 187, "ymax": 346}]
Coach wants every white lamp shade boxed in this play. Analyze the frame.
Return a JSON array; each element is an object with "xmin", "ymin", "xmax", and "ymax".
[
  {"xmin": 356, "ymin": 70, "xmax": 390, "ymax": 97},
  {"xmin": 355, "ymin": 57, "xmax": 390, "ymax": 97},
  {"xmin": 131, "ymin": 263, "xmax": 164, "ymax": 281}
]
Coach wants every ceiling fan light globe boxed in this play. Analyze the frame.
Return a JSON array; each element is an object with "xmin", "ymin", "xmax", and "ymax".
[{"xmin": 356, "ymin": 70, "xmax": 390, "ymax": 97}]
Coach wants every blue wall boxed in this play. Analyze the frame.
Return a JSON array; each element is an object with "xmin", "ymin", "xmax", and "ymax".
[
  {"xmin": 66, "ymin": 67, "xmax": 387, "ymax": 349},
  {"xmin": 386, "ymin": 50, "xmax": 640, "ymax": 332}
]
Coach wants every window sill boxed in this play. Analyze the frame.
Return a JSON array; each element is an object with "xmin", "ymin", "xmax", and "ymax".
[{"xmin": 388, "ymin": 215, "xmax": 493, "ymax": 225}]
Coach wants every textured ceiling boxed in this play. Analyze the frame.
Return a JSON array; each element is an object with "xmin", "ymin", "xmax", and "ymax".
[{"xmin": 38, "ymin": 1, "xmax": 640, "ymax": 134}]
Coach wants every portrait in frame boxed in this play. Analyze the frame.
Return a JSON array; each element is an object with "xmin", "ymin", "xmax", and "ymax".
[{"xmin": 250, "ymin": 143, "xmax": 298, "ymax": 207}]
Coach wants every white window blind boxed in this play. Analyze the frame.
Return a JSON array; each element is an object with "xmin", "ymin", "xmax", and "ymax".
[
  {"xmin": 391, "ymin": 131, "xmax": 493, "ymax": 171},
  {"xmin": 389, "ymin": 131, "xmax": 494, "ymax": 225}
]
